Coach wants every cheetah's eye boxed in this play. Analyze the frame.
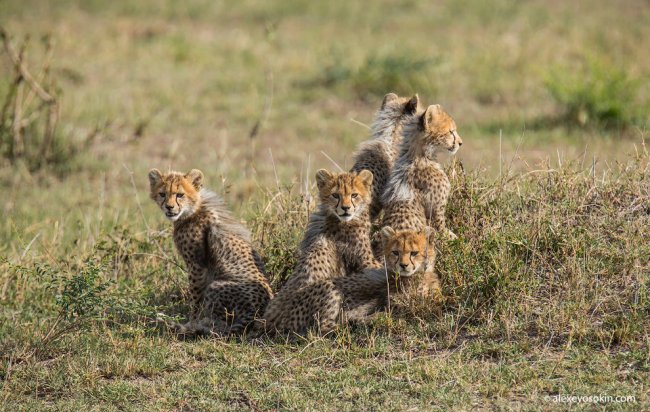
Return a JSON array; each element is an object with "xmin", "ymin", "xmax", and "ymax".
[
  {"xmin": 410, "ymin": 251, "xmax": 419, "ymax": 257},
  {"xmin": 159, "ymin": 192, "xmax": 166, "ymax": 198},
  {"xmin": 351, "ymin": 193, "xmax": 359, "ymax": 199},
  {"xmin": 392, "ymin": 251, "xmax": 399, "ymax": 256},
  {"xmin": 176, "ymin": 193, "xmax": 184, "ymax": 199},
  {"xmin": 331, "ymin": 193, "xmax": 340, "ymax": 200}
]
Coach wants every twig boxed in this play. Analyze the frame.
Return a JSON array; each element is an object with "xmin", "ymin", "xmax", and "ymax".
[
  {"xmin": 38, "ymin": 98, "xmax": 59, "ymax": 161},
  {"xmin": 248, "ymin": 69, "xmax": 274, "ymax": 140},
  {"xmin": 319, "ymin": 150, "xmax": 344, "ymax": 172},
  {"xmin": 21, "ymin": 35, "xmax": 55, "ymax": 110},
  {"xmin": 268, "ymin": 148, "xmax": 280, "ymax": 192},
  {"xmin": 350, "ymin": 118, "xmax": 371, "ymax": 130},
  {"xmin": 0, "ymin": 28, "xmax": 55, "ymax": 103},
  {"xmin": 20, "ymin": 231, "xmax": 41, "ymax": 261},
  {"xmin": 129, "ymin": 253, "xmax": 185, "ymax": 271},
  {"xmin": 12, "ymin": 78, "xmax": 24, "ymax": 157},
  {"xmin": 122, "ymin": 164, "xmax": 150, "ymax": 232},
  {"xmin": 248, "ymin": 68, "xmax": 274, "ymax": 171}
]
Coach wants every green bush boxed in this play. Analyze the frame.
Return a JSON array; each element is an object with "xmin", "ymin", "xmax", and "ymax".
[{"xmin": 544, "ymin": 57, "xmax": 647, "ymax": 128}]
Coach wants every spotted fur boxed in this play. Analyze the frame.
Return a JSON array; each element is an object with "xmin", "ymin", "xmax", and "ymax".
[
  {"xmin": 350, "ymin": 93, "xmax": 421, "ymax": 220},
  {"xmin": 148, "ymin": 168, "xmax": 272, "ymax": 335},
  {"xmin": 262, "ymin": 227, "xmax": 441, "ymax": 335},
  {"xmin": 382, "ymin": 104, "xmax": 463, "ymax": 238},
  {"xmin": 261, "ymin": 169, "xmax": 379, "ymax": 335}
]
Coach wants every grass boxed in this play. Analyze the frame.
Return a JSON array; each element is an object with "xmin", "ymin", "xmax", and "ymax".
[{"xmin": 1, "ymin": 0, "xmax": 649, "ymax": 409}]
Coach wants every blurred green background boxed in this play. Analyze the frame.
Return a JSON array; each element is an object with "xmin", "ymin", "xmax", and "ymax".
[{"xmin": 2, "ymin": 0, "xmax": 648, "ymax": 252}]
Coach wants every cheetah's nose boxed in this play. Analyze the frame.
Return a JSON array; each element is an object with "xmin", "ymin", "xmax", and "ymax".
[
  {"xmin": 165, "ymin": 204, "xmax": 174, "ymax": 211},
  {"xmin": 341, "ymin": 205, "xmax": 350, "ymax": 212},
  {"xmin": 458, "ymin": 141, "xmax": 463, "ymax": 146},
  {"xmin": 400, "ymin": 263, "xmax": 408, "ymax": 270}
]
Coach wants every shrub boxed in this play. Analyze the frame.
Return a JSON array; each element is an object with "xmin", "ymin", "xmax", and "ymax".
[
  {"xmin": 0, "ymin": 28, "xmax": 88, "ymax": 174},
  {"xmin": 544, "ymin": 57, "xmax": 647, "ymax": 128},
  {"xmin": 429, "ymin": 155, "xmax": 650, "ymax": 347}
]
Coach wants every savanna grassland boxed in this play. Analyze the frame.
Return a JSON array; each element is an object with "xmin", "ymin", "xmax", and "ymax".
[{"xmin": 1, "ymin": 0, "xmax": 649, "ymax": 410}]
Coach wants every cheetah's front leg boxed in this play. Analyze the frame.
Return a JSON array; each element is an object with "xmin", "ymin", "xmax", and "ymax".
[
  {"xmin": 430, "ymin": 203, "xmax": 456, "ymax": 240},
  {"xmin": 357, "ymin": 235, "xmax": 381, "ymax": 270},
  {"xmin": 186, "ymin": 262, "xmax": 210, "ymax": 321}
]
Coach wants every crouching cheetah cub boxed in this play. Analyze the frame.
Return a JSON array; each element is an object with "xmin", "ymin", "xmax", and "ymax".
[
  {"xmin": 148, "ymin": 168, "xmax": 273, "ymax": 335},
  {"xmin": 383, "ymin": 104, "xmax": 463, "ymax": 239},
  {"xmin": 350, "ymin": 93, "xmax": 421, "ymax": 221},
  {"xmin": 261, "ymin": 169, "xmax": 379, "ymax": 335},
  {"xmin": 338, "ymin": 226, "xmax": 441, "ymax": 320}
]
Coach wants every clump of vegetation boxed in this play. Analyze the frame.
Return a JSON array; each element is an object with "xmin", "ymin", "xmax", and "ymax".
[
  {"xmin": 248, "ymin": 187, "xmax": 311, "ymax": 288},
  {"xmin": 248, "ymin": 153, "xmax": 649, "ymax": 349},
  {"xmin": 431, "ymin": 153, "xmax": 649, "ymax": 347},
  {"xmin": 544, "ymin": 57, "xmax": 648, "ymax": 128},
  {"xmin": 318, "ymin": 52, "xmax": 438, "ymax": 100},
  {"xmin": 0, "ymin": 250, "xmax": 173, "ymax": 373},
  {"xmin": 0, "ymin": 28, "xmax": 90, "ymax": 175}
]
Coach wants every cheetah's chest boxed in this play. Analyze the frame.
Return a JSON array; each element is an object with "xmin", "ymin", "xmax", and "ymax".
[
  {"xmin": 173, "ymin": 215, "xmax": 211, "ymax": 267},
  {"xmin": 411, "ymin": 164, "xmax": 450, "ymax": 204}
]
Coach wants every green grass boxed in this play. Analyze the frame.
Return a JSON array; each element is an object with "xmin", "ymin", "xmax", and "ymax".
[
  {"xmin": 1, "ymin": 0, "xmax": 649, "ymax": 409},
  {"xmin": 545, "ymin": 56, "xmax": 648, "ymax": 128}
]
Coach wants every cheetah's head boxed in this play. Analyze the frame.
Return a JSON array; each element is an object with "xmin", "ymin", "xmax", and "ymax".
[
  {"xmin": 418, "ymin": 104, "xmax": 462, "ymax": 158},
  {"xmin": 381, "ymin": 226, "xmax": 435, "ymax": 277},
  {"xmin": 380, "ymin": 92, "xmax": 421, "ymax": 117},
  {"xmin": 315, "ymin": 169, "xmax": 373, "ymax": 222},
  {"xmin": 148, "ymin": 168, "xmax": 203, "ymax": 222}
]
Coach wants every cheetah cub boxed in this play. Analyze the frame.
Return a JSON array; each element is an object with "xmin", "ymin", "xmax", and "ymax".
[
  {"xmin": 148, "ymin": 169, "xmax": 273, "ymax": 335},
  {"xmin": 338, "ymin": 226, "xmax": 441, "ymax": 321},
  {"xmin": 261, "ymin": 169, "xmax": 379, "ymax": 335},
  {"xmin": 383, "ymin": 104, "xmax": 463, "ymax": 239},
  {"xmin": 350, "ymin": 92, "xmax": 420, "ymax": 221}
]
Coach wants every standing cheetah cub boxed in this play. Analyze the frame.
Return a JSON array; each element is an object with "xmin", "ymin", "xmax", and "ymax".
[
  {"xmin": 350, "ymin": 93, "xmax": 420, "ymax": 221},
  {"xmin": 261, "ymin": 169, "xmax": 379, "ymax": 335},
  {"xmin": 148, "ymin": 168, "xmax": 273, "ymax": 335},
  {"xmin": 383, "ymin": 104, "xmax": 463, "ymax": 239}
]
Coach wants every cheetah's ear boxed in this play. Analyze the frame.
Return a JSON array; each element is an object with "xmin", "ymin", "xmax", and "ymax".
[
  {"xmin": 381, "ymin": 226, "xmax": 396, "ymax": 241},
  {"xmin": 404, "ymin": 94, "xmax": 419, "ymax": 115},
  {"xmin": 381, "ymin": 93, "xmax": 399, "ymax": 110},
  {"xmin": 185, "ymin": 169, "xmax": 204, "ymax": 190},
  {"xmin": 421, "ymin": 104, "xmax": 443, "ymax": 130},
  {"xmin": 356, "ymin": 169, "xmax": 373, "ymax": 188},
  {"xmin": 148, "ymin": 169, "xmax": 163, "ymax": 190},
  {"xmin": 316, "ymin": 169, "xmax": 334, "ymax": 192}
]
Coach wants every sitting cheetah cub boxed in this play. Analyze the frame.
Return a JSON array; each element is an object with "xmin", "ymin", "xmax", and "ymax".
[
  {"xmin": 383, "ymin": 104, "xmax": 463, "ymax": 239},
  {"xmin": 350, "ymin": 93, "xmax": 420, "ymax": 221},
  {"xmin": 261, "ymin": 169, "xmax": 379, "ymax": 335},
  {"xmin": 148, "ymin": 168, "xmax": 273, "ymax": 335}
]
